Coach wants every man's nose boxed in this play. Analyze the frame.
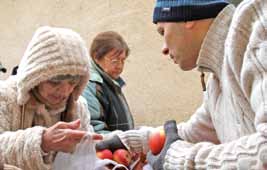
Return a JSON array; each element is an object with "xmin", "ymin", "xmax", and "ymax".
[{"xmin": 161, "ymin": 43, "xmax": 169, "ymax": 55}]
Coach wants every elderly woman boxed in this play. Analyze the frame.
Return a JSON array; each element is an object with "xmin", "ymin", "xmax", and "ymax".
[
  {"xmin": 82, "ymin": 31, "xmax": 134, "ymax": 134},
  {"xmin": 0, "ymin": 26, "xmax": 101, "ymax": 170}
]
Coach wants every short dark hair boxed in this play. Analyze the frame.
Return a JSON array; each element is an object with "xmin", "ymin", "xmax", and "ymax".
[{"xmin": 90, "ymin": 31, "xmax": 130, "ymax": 60}]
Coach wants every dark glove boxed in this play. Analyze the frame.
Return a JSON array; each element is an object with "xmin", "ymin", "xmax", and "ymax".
[
  {"xmin": 0, "ymin": 63, "xmax": 6, "ymax": 73},
  {"xmin": 147, "ymin": 120, "xmax": 181, "ymax": 170},
  {"xmin": 95, "ymin": 135, "xmax": 127, "ymax": 152}
]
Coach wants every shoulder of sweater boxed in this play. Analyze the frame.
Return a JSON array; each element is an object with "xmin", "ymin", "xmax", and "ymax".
[
  {"xmin": 233, "ymin": 0, "xmax": 267, "ymax": 27},
  {"xmin": 0, "ymin": 76, "xmax": 18, "ymax": 104}
]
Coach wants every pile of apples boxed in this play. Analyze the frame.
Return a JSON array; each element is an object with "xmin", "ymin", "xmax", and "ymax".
[
  {"xmin": 97, "ymin": 128, "xmax": 166, "ymax": 168},
  {"xmin": 96, "ymin": 148, "xmax": 132, "ymax": 167}
]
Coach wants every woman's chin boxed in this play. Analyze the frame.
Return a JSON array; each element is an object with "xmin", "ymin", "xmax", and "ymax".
[
  {"xmin": 110, "ymin": 74, "xmax": 120, "ymax": 79},
  {"xmin": 48, "ymin": 98, "xmax": 66, "ymax": 106}
]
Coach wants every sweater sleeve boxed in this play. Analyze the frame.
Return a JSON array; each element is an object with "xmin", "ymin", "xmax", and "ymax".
[
  {"xmin": 163, "ymin": 80, "xmax": 267, "ymax": 169},
  {"xmin": 177, "ymin": 102, "xmax": 220, "ymax": 144},
  {"xmin": 164, "ymin": 132, "xmax": 267, "ymax": 169},
  {"xmin": 118, "ymin": 126, "xmax": 156, "ymax": 153},
  {"xmin": 77, "ymin": 96, "xmax": 94, "ymax": 132},
  {"xmin": 0, "ymin": 127, "xmax": 51, "ymax": 170},
  {"xmin": 163, "ymin": 64, "xmax": 267, "ymax": 169},
  {"xmin": 0, "ymin": 84, "xmax": 51, "ymax": 170}
]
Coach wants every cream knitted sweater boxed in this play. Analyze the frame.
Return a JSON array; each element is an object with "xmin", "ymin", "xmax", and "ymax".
[
  {"xmin": 0, "ymin": 26, "xmax": 92, "ymax": 170},
  {"xmin": 0, "ymin": 78, "xmax": 92, "ymax": 170},
  {"xmin": 118, "ymin": 0, "xmax": 267, "ymax": 169}
]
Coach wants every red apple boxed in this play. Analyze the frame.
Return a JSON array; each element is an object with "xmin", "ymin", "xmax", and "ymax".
[
  {"xmin": 96, "ymin": 149, "xmax": 113, "ymax": 160},
  {"xmin": 148, "ymin": 128, "xmax": 166, "ymax": 155},
  {"xmin": 113, "ymin": 149, "xmax": 132, "ymax": 167}
]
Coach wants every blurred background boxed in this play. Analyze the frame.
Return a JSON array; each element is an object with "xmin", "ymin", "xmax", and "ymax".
[{"xmin": 0, "ymin": 0, "xmax": 242, "ymax": 126}]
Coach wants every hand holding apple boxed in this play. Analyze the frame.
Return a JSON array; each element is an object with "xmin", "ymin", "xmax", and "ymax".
[{"xmin": 147, "ymin": 120, "xmax": 181, "ymax": 170}]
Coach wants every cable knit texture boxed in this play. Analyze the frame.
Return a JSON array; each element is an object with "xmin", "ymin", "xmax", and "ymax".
[
  {"xmin": 118, "ymin": 0, "xmax": 267, "ymax": 169},
  {"xmin": 4, "ymin": 164, "xmax": 22, "ymax": 170},
  {"xmin": 0, "ymin": 26, "xmax": 92, "ymax": 170},
  {"xmin": 165, "ymin": 0, "xmax": 267, "ymax": 169},
  {"xmin": 16, "ymin": 26, "xmax": 90, "ymax": 105}
]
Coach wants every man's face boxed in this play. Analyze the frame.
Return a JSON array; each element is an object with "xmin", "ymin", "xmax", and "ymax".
[
  {"xmin": 156, "ymin": 22, "xmax": 199, "ymax": 71},
  {"xmin": 37, "ymin": 78, "xmax": 79, "ymax": 105},
  {"xmin": 95, "ymin": 49, "xmax": 127, "ymax": 79}
]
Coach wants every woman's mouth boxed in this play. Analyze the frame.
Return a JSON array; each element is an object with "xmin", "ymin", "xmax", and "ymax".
[{"xmin": 50, "ymin": 95, "xmax": 67, "ymax": 103}]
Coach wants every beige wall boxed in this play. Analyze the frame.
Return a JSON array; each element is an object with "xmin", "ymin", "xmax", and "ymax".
[{"xmin": 0, "ymin": 0, "xmax": 202, "ymax": 126}]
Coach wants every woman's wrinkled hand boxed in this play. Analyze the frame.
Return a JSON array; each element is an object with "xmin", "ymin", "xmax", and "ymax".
[{"xmin": 41, "ymin": 119, "xmax": 102, "ymax": 153}]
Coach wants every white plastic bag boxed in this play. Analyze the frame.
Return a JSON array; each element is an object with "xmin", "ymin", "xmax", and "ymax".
[{"xmin": 53, "ymin": 133, "xmax": 129, "ymax": 170}]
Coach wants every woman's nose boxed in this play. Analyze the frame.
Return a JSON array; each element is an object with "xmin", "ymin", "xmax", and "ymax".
[{"xmin": 59, "ymin": 83, "xmax": 74, "ymax": 95}]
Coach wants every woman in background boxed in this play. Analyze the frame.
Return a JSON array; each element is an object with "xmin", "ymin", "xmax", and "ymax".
[{"xmin": 83, "ymin": 31, "xmax": 134, "ymax": 134}]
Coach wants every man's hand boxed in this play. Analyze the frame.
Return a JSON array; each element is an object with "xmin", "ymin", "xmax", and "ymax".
[
  {"xmin": 41, "ymin": 119, "xmax": 102, "ymax": 153},
  {"xmin": 95, "ymin": 135, "xmax": 126, "ymax": 152},
  {"xmin": 147, "ymin": 120, "xmax": 181, "ymax": 170}
]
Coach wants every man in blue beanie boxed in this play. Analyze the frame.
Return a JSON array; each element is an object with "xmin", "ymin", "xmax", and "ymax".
[{"xmin": 96, "ymin": 0, "xmax": 267, "ymax": 169}]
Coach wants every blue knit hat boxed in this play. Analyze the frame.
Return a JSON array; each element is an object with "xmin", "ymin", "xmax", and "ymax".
[{"xmin": 153, "ymin": 0, "xmax": 229, "ymax": 23}]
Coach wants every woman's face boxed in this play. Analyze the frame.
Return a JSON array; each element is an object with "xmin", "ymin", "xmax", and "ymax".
[
  {"xmin": 37, "ymin": 78, "xmax": 80, "ymax": 105},
  {"xmin": 95, "ymin": 49, "xmax": 127, "ymax": 79}
]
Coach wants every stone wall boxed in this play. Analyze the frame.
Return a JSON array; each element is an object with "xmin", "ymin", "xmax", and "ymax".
[{"xmin": 0, "ymin": 0, "xmax": 202, "ymax": 126}]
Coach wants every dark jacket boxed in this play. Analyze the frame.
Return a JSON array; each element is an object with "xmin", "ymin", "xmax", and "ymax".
[{"xmin": 82, "ymin": 60, "xmax": 134, "ymax": 134}]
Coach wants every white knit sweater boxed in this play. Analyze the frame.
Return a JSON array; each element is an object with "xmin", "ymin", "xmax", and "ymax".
[
  {"xmin": 0, "ymin": 26, "xmax": 92, "ymax": 170},
  {"xmin": 118, "ymin": 0, "xmax": 267, "ymax": 169}
]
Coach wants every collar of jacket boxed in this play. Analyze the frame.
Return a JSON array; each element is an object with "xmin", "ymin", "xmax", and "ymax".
[
  {"xmin": 197, "ymin": 4, "xmax": 235, "ymax": 78},
  {"xmin": 89, "ymin": 59, "xmax": 125, "ymax": 88}
]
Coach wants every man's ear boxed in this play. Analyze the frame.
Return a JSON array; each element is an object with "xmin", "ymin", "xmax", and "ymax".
[{"xmin": 184, "ymin": 21, "xmax": 195, "ymax": 29}]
